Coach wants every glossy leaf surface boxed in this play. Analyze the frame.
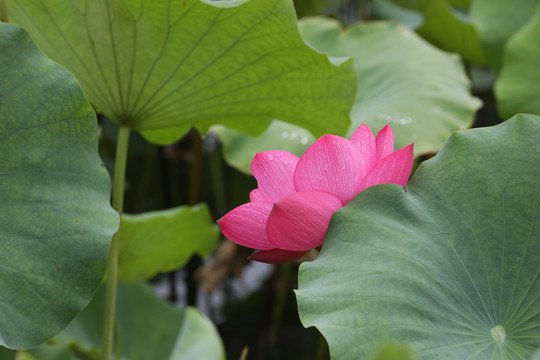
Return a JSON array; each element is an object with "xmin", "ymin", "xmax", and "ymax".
[
  {"xmin": 118, "ymin": 204, "xmax": 220, "ymax": 282},
  {"xmin": 10, "ymin": 0, "xmax": 357, "ymax": 143},
  {"xmin": 470, "ymin": 0, "xmax": 540, "ymax": 70},
  {"xmin": 23, "ymin": 284, "xmax": 225, "ymax": 360},
  {"xmin": 297, "ymin": 114, "xmax": 540, "ymax": 359},
  {"xmin": 0, "ymin": 24, "xmax": 118, "ymax": 349},
  {"xmin": 496, "ymin": 4, "xmax": 540, "ymax": 119},
  {"xmin": 416, "ymin": 1, "xmax": 487, "ymax": 64},
  {"xmin": 298, "ymin": 17, "xmax": 481, "ymax": 156}
]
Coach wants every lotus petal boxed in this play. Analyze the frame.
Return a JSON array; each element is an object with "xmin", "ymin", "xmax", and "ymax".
[
  {"xmin": 250, "ymin": 150, "xmax": 299, "ymax": 203},
  {"xmin": 294, "ymin": 135, "xmax": 368, "ymax": 203},
  {"xmin": 217, "ymin": 202, "xmax": 274, "ymax": 250},
  {"xmin": 359, "ymin": 143, "xmax": 414, "ymax": 192},
  {"xmin": 350, "ymin": 123, "xmax": 377, "ymax": 170},
  {"xmin": 266, "ymin": 190, "xmax": 343, "ymax": 251},
  {"xmin": 375, "ymin": 124, "xmax": 395, "ymax": 161},
  {"xmin": 249, "ymin": 189, "xmax": 265, "ymax": 202}
]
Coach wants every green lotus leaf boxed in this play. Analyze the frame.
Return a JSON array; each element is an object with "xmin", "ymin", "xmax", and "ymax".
[
  {"xmin": 370, "ymin": 343, "xmax": 417, "ymax": 360},
  {"xmin": 470, "ymin": 0, "xmax": 540, "ymax": 71},
  {"xmin": 118, "ymin": 204, "xmax": 220, "ymax": 282},
  {"xmin": 416, "ymin": 0, "xmax": 487, "ymax": 64},
  {"xmin": 297, "ymin": 114, "xmax": 540, "ymax": 359},
  {"xmin": 384, "ymin": 0, "xmax": 470, "ymax": 11},
  {"xmin": 10, "ymin": 0, "xmax": 357, "ymax": 144},
  {"xmin": 496, "ymin": 4, "xmax": 540, "ymax": 119},
  {"xmin": 298, "ymin": 17, "xmax": 481, "ymax": 156},
  {"xmin": 384, "ymin": 0, "xmax": 430, "ymax": 10},
  {"xmin": 23, "ymin": 283, "xmax": 225, "ymax": 360},
  {"xmin": 372, "ymin": 0, "xmax": 424, "ymax": 28},
  {"xmin": 0, "ymin": 24, "xmax": 118, "ymax": 349}
]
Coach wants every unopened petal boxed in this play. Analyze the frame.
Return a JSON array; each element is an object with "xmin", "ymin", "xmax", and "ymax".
[
  {"xmin": 294, "ymin": 135, "xmax": 368, "ymax": 204},
  {"xmin": 375, "ymin": 124, "xmax": 395, "ymax": 161},
  {"xmin": 248, "ymin": 249, "xmax": 308, "ymax": 264},
  {"xmin": 266, "ymin": 190, "xmax": 343, "ymax": 251},
  {"xmin": 250, "ymin": 150, "xmax": 299, "ymax": 203},
  {"xmin": 350, "ymin": 123, "xmax": 377, "ymax": 170},
  {"xmin": 359, "ymin": 143, "xmax": 414, "ymax": 192},
  {"xmin": 217, "ymin": 202, "xmax": 274, "ymax": 250}
]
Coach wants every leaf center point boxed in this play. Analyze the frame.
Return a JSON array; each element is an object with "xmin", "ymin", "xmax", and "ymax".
[{"xmin": 490, "ymin": 325, "xmax": 506, "ymax": 342}]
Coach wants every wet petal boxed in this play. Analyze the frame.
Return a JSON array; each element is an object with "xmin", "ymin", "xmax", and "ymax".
[
  {"xmin": 350, "ymin": 123, "xmax": 376, "ymax": 170},
  {"xmin": 294, "ymin": 135, "xmax": 368, "ymax": 204},
  {"xmin": 375, "ymin": 124, "xmax": 395, "ymax": 161},
  {"xmin": 249, "ymin": 189, "xmax": 265, "ymax": 202},
  {"xmin": 217, "ymin": 202, "xmax": 274, "ymax": 250},
  {"xmin": 250, "ymin": 150, "xmax": 299, "ymax": 203},
  {"xmin": 248, "ymin": 249, "xmax": 308, "ymax": 264},
  {"xmin": 266, "ymin": 190, "xmax": 343, "ymax": 251},
  {"xmin": 359, "ymin": 143, "xmax": 414, "ymax": 192}
]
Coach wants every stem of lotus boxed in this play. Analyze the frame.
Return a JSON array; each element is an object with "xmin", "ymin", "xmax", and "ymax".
[
  {"xmin": 0, "ymin": 0, "xmax": 8, "ymax": 22},
  {"xmin": 209, "ymin": 133, "xmax": 227, "ymax": 217},
  {"xmin": 101, "ymin": 124, "xmax": 130, "ymax": 360},
  {"xmin": 269, "ymin": 262, "xmax": 292, "ymax": 346}
]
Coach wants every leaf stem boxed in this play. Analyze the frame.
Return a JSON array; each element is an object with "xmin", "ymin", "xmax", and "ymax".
[
  {"xmin": 315, "ymin": 331, "xmax": 329, "ymax": 360},
  {"xmin": 0, "ymin": 0, "xmax": 8, "ymax": 22},
  {"xmin": 269, "ymin": 262, "xmax": 292, "ymax": 346},
  {"xmin": 208, "ymin": 133, "xmax": 227, "ymax": 217},
  {"xmin": 188, "ymin": 128, "xmax": 203, "ymax": 206},
  {"xmin": 101, "ymin": 124, "xmax": 130, "ymax": 360}
]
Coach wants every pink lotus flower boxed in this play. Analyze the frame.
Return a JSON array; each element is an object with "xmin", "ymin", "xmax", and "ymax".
[{"xmin": 217, "ymin": 124, "xmax": 413, "ymax": 264}]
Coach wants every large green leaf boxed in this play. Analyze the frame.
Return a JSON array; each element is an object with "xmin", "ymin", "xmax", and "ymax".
[
  {"xmin": 385, "ymin": 0, "xmax": 470, "ymax": 11},
  {"xmin": 23, "ymin": 283, "xmax": 225, "ymax": 360},
  {"xmin": 370, "ymin": 343, "xmax": 417, "ymax": 360},
  {"xmin": 495, "ymin": 4, "xmax": 540, "ymax": 119},
  {"xmin": 470, "ymin": 0, "xmax": 540, "ymax": 71},
  {"xmin": 212, "ymin": 120, "xmax": 315, "ymax": 174},
  {"xmin": 10, "ymin": 0, "xmax": 357, "ymax": 144},
  {"xmin": 118, "ymin": 204, "xmax": 220, "ymax": 282},
  {"xmin": 416, "ymin": 0, "xmax": 487, "ymax": 64},
  {"xmin": 372, "ymin": 0, "xmax": 424, "ymax": 28},
  {"xmin": 298, "ymin": 17, "xmax": 481, "ymax": 156},
  {"xmin": 0, "ymin": 24, "xmax": 118, "ymax": 349},
  {"xmin": 297, "ymin": 114, "xmax": 540, "ymax": 359}
]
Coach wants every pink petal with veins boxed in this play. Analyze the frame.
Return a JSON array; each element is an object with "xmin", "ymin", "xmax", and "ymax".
[
  {"xmin": 375, "ymin": 125, "xmax": 395, "ymax": 161},
  {"xmin": 249, "ymin": 189, "xmax": 264, "ymax": 202},
  {"xmin": 266, "ymin": 190, "xmax": 343, "ymax": 251},
  {"xmin": 248, "ymin": 249, "xmax": 308, "ymax": 264},
  {"xmin": 294, "ymin": 135, "xmax": 368, "ymax": 204},
  {"xmin": 350, "ymin": 123, "xmax": 377, "ymax": 170},
  {"xmin": 250, "ymin": 151, "xmax": 299, "ymax": 203},
  {"xmin": 359, "ymin": 143, "xmax": 414, "ymax": 192},
  {"xmin": 217, "ymin": 202, "xmax": 274, "ymax": 250}
]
